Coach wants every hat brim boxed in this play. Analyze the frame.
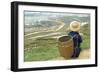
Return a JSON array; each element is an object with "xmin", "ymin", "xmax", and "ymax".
[{"xmin": 70, "ymin": 26, "xmax": 80, "ymax": 31}]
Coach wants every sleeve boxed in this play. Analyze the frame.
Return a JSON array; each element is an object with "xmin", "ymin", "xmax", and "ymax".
[{"xmin": 78, "ymin": 35, "xmax": 82, "ymax": 43}]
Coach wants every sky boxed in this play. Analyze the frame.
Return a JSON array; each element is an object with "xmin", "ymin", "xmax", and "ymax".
[{"xmin": 24, "ymin": 11, "xmax": 90, "ymax": 17}]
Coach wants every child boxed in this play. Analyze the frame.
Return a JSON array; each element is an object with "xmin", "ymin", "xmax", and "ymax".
[{"xmin": 68, "ymin": 21, "xmax": 82, "ymax": 58}]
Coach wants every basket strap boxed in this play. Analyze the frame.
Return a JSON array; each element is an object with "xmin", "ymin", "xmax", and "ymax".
[{"xmin": 73, "ymin": 35, "xmax": 78, "ymax": 48}]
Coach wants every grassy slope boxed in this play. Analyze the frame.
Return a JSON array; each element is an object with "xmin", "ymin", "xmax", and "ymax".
[
  {"xmin": 24, "ymin": 23, "xmax": 90, "ymax": 61},
  {"xmin": 24, "ymin": 38, "xmax": 60, "ymax": 61},
  {"xmin": 81, "ymin": 24, "xmax": 90, "ymax": 50}
]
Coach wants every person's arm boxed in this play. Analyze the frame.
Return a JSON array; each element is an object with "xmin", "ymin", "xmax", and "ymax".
[{"xmin": 79, "ymin": 35, "xmax": 82, "ymax": 43}]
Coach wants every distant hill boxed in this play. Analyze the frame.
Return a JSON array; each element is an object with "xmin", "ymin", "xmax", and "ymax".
[{"xmin": 24, "ymin": 13, "xmax": 90, "ymax": 33}]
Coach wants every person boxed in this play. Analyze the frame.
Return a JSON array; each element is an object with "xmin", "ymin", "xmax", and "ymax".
[{"xmin": 68, "ymin": 21, "xmax": 82, "ymax": 58}]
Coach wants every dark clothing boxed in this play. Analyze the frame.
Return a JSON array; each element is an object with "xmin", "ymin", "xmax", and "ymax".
[{"xmin": 68, "ymin": 31, "xmax": 82, "ymax": 58}]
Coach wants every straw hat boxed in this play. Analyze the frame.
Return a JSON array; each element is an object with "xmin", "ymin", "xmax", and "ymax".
[{"xmin": 70, "ymin": 21, "xmax": 81, "ymax": 31}]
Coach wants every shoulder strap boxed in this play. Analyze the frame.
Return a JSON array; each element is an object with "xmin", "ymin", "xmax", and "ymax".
[
  {"xmin": 71, "ymin": 34, "xmax": 77, "ymax": 38},
  {"xmin": 72, "ymin": 34, "xmax": 79, "ymax": 48}
]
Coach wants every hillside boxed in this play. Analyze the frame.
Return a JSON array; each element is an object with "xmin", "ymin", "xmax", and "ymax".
[{"xmin": 24, "ymin": 11, "xmax": 90, "ymax": 61}]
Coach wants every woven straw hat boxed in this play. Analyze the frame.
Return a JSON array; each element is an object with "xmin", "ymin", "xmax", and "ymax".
[{"xmin": 70, "ymin": 21, "xmax": 81, "ymax": 31}]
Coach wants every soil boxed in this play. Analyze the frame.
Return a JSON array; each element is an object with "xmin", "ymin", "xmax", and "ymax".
[{"xmin": 51, "ymin": 49, "xmax": 90, "ymax": 60}]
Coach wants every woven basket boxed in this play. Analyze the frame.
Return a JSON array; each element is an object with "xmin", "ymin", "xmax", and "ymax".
[{"xmin": 58, "ymin": 36, "xmax": 74, "ymax": 59}]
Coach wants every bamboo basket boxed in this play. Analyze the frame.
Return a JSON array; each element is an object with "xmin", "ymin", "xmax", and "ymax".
[{"xmin": 58, "ymin": 36, "xmax": 74, "ymax": 59}]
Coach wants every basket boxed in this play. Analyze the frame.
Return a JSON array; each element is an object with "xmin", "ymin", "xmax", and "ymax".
[{"xmin": 58, "ymin": 36, "xmax": 74, "ymax": 59}]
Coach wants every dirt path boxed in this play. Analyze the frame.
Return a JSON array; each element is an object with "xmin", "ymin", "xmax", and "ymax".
[
  {"xmin": 55, "ymin": 20, "xmax": 65, "ymax": 31},
  {"xmin": 78, "ymin": 49, "xmax": 90, "ymax": 59},
  {"xmin": 25, "ymin": 21, "xmax": 65, "ymax": 37},
  {"xmin": 28, "ymin": 32, "xmax": 61, "ymax": 39},
  {"xmin": 51, "ymin": 49, "xmax": 90, "ymax": 60}
]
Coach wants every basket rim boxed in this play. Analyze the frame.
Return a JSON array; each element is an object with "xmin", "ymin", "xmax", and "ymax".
[{"xmin": 58, "ymin": 35, "xmax": 73, "ymax": 43}]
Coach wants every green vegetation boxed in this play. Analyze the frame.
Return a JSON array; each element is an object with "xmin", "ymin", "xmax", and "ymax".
[
  {"xmin": 24, "ymin": 15, "xmax": 90, "ymax": 61},
  {"xmin": 81, "ymin": 35, "xmax": 90, "ymax": 50},
  {"xmin": 81, "ymin": 24, "xmax": 90, "ymax": 50},
  {"xmin": 24, "ymin": 37, "xmax": 60, "ymax": 61},
  {"xmin": 24, "ymin": 23, "xmax": 90, "ymax": 61},
  {"xmin": 24, "ymin": 46, "xmax": 59, "ymax": 61}
]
